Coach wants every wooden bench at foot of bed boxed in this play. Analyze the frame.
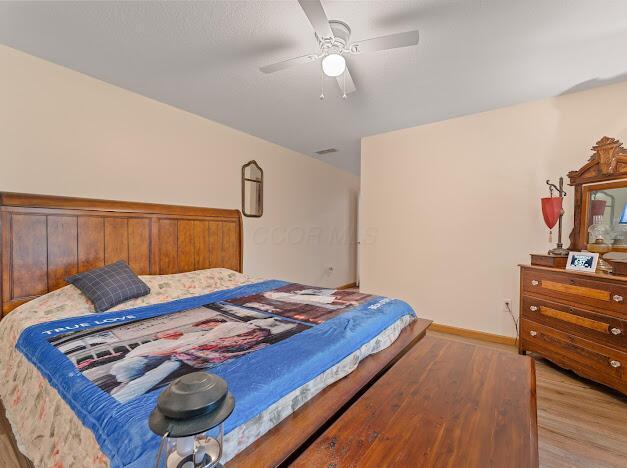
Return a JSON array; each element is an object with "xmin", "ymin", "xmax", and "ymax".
[{"xmin": 292, "ymin": 336, "xmax": 539, "ymax": 468}]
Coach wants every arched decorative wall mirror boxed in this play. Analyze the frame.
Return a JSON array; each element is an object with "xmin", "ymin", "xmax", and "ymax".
[{"xmin": 242, "ymin": 160, "xmax": 263, "ymax": 217}]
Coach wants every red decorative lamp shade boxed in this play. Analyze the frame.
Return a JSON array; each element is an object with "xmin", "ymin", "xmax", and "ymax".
[
  {"xmin": 541, "ymin": 197, "xmax": 563, "ymax": 231},
  {"xmin": 590, "ymin": 199, "xmax": 607, "ymax": 226},
  {"xmin": 542, "ymin": 178, "xmax": 568, "ymax": 256},
  {"xmin": 590, "ymin": 199, "xmax": 607, "ymax": 217}
]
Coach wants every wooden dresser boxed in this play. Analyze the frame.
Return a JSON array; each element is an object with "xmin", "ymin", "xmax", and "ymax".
[{"xmin": 519, "ymin": 265, "xmax": 626, "ymax": 393}]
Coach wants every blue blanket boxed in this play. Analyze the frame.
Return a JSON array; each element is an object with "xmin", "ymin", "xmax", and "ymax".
[{"xmin": 16, "ymin": 280, "xmax": 415, "ymax": 467}]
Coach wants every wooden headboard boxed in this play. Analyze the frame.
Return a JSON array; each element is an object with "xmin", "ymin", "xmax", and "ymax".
[{"xmin": 0, "ymin": 192, "xmax": 243, "ymax": 316}]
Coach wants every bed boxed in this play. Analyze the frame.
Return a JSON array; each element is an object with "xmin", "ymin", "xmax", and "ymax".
[{"xmin": 0, "ymin": 192, "xmax": 430, "ymax": 467}]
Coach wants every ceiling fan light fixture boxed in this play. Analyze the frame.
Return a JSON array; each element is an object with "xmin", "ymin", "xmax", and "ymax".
[
  {"xmin": 321, "ymin": 53, "xmax": 346, "ymax": 77},
  {"xmin": 259, "ymin": 0, "xmax": 420, "ymax": 99}
]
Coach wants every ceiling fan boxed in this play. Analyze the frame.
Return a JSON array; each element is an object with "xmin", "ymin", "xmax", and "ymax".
[{"xmin": 259, "ymin": 0, "xmax": 420, "ymax": 99}]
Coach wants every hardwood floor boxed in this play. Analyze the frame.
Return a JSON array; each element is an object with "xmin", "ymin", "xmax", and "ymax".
[
  {"xmin": 1, "ymin": 330, "xmax": 625, "ymax": 468},
  {"xmin": 0, "ymin": 431, "xmax": 22, "ymax": 468},
  {"xmin": 428, "ymin": 330, "xmax": 627, "ymax": 468},
  {"xmin": 0, "ymin": 398, "xmax": 29, "ymax": 468}
]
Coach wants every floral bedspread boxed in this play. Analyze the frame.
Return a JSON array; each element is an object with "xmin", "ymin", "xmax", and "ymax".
[{"xmin": 0, "ymin": 268, "xmax": 258, "ymax": 467}]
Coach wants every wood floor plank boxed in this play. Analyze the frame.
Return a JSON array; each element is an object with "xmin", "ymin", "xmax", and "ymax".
[
  {"xmin": 428, "ymin": 330, "xmax": 627, "ymax": 468},
  {"xmin": 0, "ymin": 434, "xmax": 21, "ymax": 468},
  {"xmin": 0, "ymin": 399, "xmax": 30, "ymax": 468}
]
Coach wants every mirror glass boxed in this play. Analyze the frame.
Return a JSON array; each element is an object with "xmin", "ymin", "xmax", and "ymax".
[
  {"xmin": 242, "ymin": 161, "xmax": 263, "ymax": 217},
  {"xmin": 244, "ymin": 163, "xmax": 262, "ymax": 182},
  {"xmin": 587, "ymin": 186, "xmax": 627, "ymax": 245}
]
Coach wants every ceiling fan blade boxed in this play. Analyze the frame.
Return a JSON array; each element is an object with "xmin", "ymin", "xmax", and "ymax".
[
  {"xmin": 260, "ymin": 53, "xmax": 319, "ymax": 74},
  {"xmin": 297, "ymin": 0, "xmax": 333, "ymax": 39},
  {"xmin": 337, "ymin": 66, "xmax": 357, "ymax": 95},
  {"xmin": 350, "ymin": 30, "xmax": 419, "ymax": 54}
]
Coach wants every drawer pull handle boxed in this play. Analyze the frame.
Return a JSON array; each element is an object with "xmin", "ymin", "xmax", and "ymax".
[
  {"xmin": 612, "ymin": 294, "xmax": 623, "ymax": 303},
  {"xmin": 529, "ymin": 306, "xmax": 538, "ymax": 312},
  {"xmin": 610, "ymin": 327, "xmax": 622, "ymax": 335},
  {"xmin": 529, "ymin": 330, "xmax": 538, "ymax": 337},
  {"xmin": 531, "ymin": 280, "xmax": 539, "ymax": 286},
  {"xmin": 610, "ymin": 360, "xmax": 621, "ymax": 368}
]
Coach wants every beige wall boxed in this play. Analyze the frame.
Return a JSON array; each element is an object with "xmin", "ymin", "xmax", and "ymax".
[
  {"xmin": 361, "ymin": 80, "xmax": 627, "ymax": 336},
  {"xmin": 0, "ymin": 45, "xmax": 359, "ymax": 287}
]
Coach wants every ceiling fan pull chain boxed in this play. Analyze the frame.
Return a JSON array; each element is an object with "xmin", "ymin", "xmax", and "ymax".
[
  {"xmin": 342, "ymin": 70, "xmax": 347, "ymax": 99},
  {"xmin": 320, "ymin": 65, "xmax": 325, "ymax": 100}
]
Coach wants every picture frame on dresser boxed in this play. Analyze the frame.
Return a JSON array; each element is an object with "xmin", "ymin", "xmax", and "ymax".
[{"xmin": 565, "ymin": 251, "xmax": 598, "ymax": 272}]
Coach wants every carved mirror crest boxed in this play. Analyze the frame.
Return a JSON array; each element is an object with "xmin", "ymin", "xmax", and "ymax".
[{"xmin": 242, "ymin": 160, "xmax": 263, "ymax": 217}]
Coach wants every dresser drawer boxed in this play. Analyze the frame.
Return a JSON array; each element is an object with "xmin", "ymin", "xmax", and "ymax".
[
  {"xmin": 521, "ymin": 296, "xmax": 626, "ymax": 350},
  {"xmin": 521, "ymin": 319, "xmax": 626, "ymax": 393},
  {"xmin": 521, "ymin": 268, "xmax": 627, "ymax": 317}
]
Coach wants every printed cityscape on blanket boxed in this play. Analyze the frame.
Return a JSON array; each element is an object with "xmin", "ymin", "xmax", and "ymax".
[
  {"xmin": 227, "ymin": 283, "xmax": 373, "ymax": 324},
  {"xmin": 48, "ymin": 285, "xmax": 374, "ymax": 403}
]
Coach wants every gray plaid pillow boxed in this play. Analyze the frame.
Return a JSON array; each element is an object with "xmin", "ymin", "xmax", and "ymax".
[{"xmin": 66, "ymin": 261, "xmax": 150, "ymax": 312}]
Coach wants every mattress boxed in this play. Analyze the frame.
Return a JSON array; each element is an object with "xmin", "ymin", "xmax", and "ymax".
[{"xmin": 0, "ymin": 268, "xmax": 415, "ymax": 467}]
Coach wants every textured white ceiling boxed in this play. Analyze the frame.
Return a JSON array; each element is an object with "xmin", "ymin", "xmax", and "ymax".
[{"xmin": 1, "ymin": 1, "xmax": 627, "ymax": 174}]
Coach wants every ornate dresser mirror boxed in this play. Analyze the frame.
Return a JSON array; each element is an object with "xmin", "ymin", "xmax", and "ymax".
[
  {"xmin": 242, "ymin": 160, "xmax": 263, "ymax": 217},
  {"xmin": 569, "ymin": 137, "xmax": 627, "ymax": 253}
]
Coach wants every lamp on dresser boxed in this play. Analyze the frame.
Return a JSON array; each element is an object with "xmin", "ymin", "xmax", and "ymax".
[
  {"xmin": 532, "ymin": 179, "xmax": 568, "ymax": 269},
  {"xmin": 520, "ymin": 137, "xmax": 627, "ymax": 395},
  {"xmin": 542, "ymin": 178, "xmax": 568, "ymax": 257}
]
